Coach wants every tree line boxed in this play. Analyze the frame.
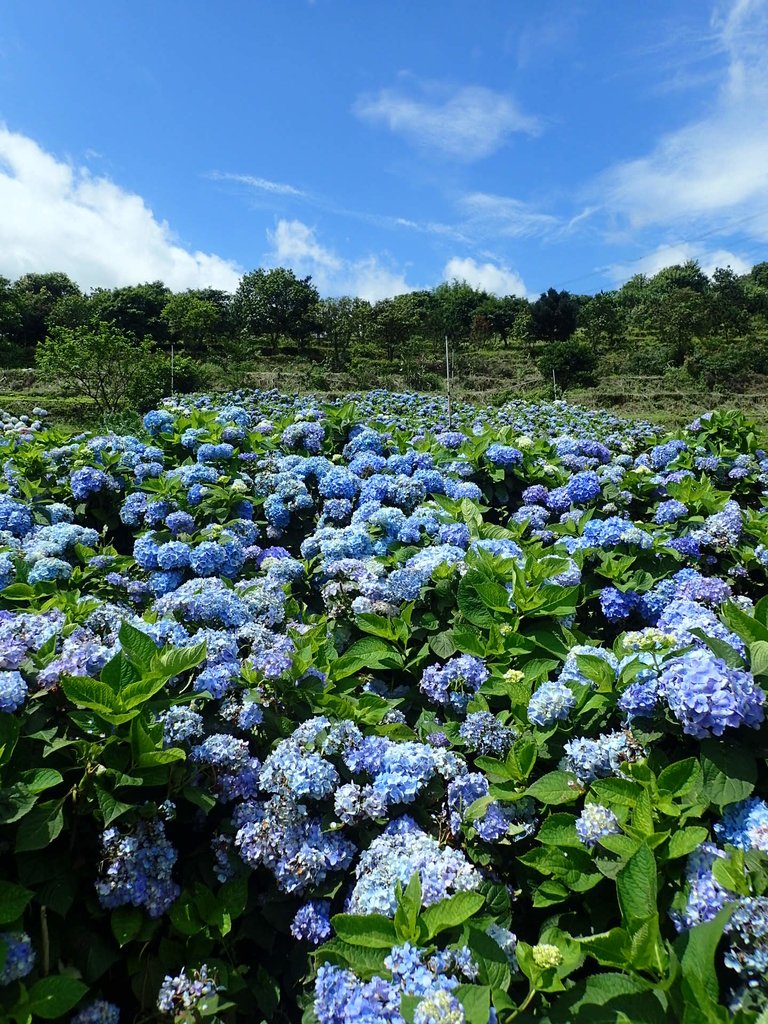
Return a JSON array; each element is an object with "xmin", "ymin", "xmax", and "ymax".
[{"xmin": 2, "ymin": 259, "xmax": 768, "ymax": 414}]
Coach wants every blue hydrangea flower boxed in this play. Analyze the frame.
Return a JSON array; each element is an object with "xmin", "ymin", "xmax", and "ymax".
[
  {"xmin": 291, "ymin": 900, "xmax": 332, "ymax": 945},
  {"xmin": 714, "ymin": 798, "xmax": 768, "ymax": 853},
  {"xmin": 71, "ymin": 1001, "xmax": 120, "ymax": 1024},
  {"xmin": 419, "ymin": 656, "xmax": 489, "ymax": 713},
  {"xmin": 347, "ymin": 816, "xmax": 480, "ymax": 916},
  {"xmin": 528, "ymin": 679, "xmax": 576, "ymax": 727},
  {"xmin": 0, "ymin": 670, "xmax": 27, "ymax": 713},
  {"xmin": 459, "ymin": 711, "xmax": 516, "ymax": 755},
  {"xmin": 576, "ymin": 803, "xmax": 620, "ymax": 847},
  {"xmin": 95, "ymin": 818, "xmax": 180, "ymax": 918},
  {"xmin": 157, "ymin": 965, "xmax": 217, "ymax": 1016},
  {"xmin": 0, "ymin": 931, "xmax": 35, "ymax": 984},
  {"xmin": 658, "ymin": 650, "xmax": 765, "ymax": 738}
]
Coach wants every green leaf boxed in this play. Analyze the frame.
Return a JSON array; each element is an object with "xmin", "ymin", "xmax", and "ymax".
[
  {"xmin": 617, "ymin": 844, "xmax": 657, "ymax": 928},
  {"xmin": 100, "ymin": 651, "xmax": 138, "ymax": 692},
  {"xmin": 677, "ymin": 905, "xmax": 735, "ymax": 1003},
  {"xmin": 330, "ymin": 914, "xmax": 399, "ymax": 948},
  {"xmin": 457, "ymin": 573, "xmax": 496, "ymax": 628},
  {"xmin": 526, "ymin": 771, "xmax": 582, "ymax": 805},
  {"xmin": 536, "ymin": 813, "xmax": 582, "ymax": 848},
  {"xmin": 657, "ymin": 759, "xmax": 700, "ymax": 798},
  {"xmin": 313, "ymin": 938, "xmax": 390, "ymax": 979},
  {"xmin": 749, "ymin": 639, "xmax": 768, "ymax": 677},
  {"xmin": 667, "ymin": 827, "xmax": 709, "ymax": 859},
  {"xmin": 0, "ymin": 714, "xmax": 19, "ymax": 765},
  {"xmin": 15, "ymin": 800, "xmax": 64, "ymax": 852},
  {"xmin": 590, "ymin": 777, "xmax": 642, "ymax": 807},
  {"xmin": 95, "ymin": 786, "xmax": 133, "ymax": 826},
  {"xmin": 712, "ymin": 851, "xmax": 748, "ymax": 896},
  {"xmin": 394, "ymin": 872, "xmax": 422, "ymax": 941},
  {"xmin": 632, "ymin": 789, "xmax": 655, "ymax": 837},
  {"xmin": 118, "ymin": 621, "xmax": 160, "ymax": 668},
  {"xmin": 25, "ymin": 976, "xmax": 89, "ymax": 1019},
  {"xmin": 332, "ymin": 638, "xmax": 404, "ymax": 679},
  {"xmin": 452, "ymin": 628, "xmax": 487, "ymax": 657},
  {"xmin": 219, "ymin": 876, "xmax": 249, "ymax": 920},
  {"xmin": 60, "ymin": 676, "xmax": 123, "ymax": 715},
  {"xmin": 454, "ymin": 984, "xmax": 491, "ymax": 1024},
  {"xmin": 111, "ymin": 905, "xmax": 143, "ymax": 947},
  {"xmin": 429, "ymin": 631, "xmax": 457, "ymax": 659},
  {"xmin": 0, "ymin": 583, "xmax": 37, "ymax": 601},
  {"xmin": 420, "ymin": 892, "xmax": 485, "ymax": 939},
  {"xmin": 17, "ymin": 768, "xmax": 63, "ymax": 795},
  {"xmin": 700, "ymin": 742, "xmax": 756, "ymax": 809},
  {"xmin": 120, "ymin": 673, "xmax": 172, "ymax": 710},
  {"xmin": 152, "ymin": 640, "xmax": 207, "ymax": 680},
  {"xmin": 721, "ymin": 601, "xmax": 768, "ymax": 645},
  {"xmin": 0, "ymin": 882, "xmax": 33, "ymax": 924},
  {"xmin": 579, "ymin": 928, "xmax": 631, "ymax": 968},
  {"xmin": 466, "ymin": 926, "xmax": 512, "ymax": 990},
  {"xmin": 544, "ymin": 972, "xmax": 666, "ymax": 1024},
  {"xmin": 533, "ymin": 880, "xmax": 570, "ymax": 906},
  {"xmin": 508, "ymin": 735, "xmax": 537, "ymax": 779}
]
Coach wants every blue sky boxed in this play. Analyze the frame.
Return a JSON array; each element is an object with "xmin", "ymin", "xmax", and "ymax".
[{"xmin": 0, "ymin": 0, "xmax": 766, "ymax": 300}]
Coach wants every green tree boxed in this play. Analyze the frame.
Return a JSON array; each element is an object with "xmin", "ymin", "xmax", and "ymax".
[
  {"xmin": 232, "ymin": 268, "xmax": 319, "ymax": 354},
  {"xmin": 578, "ymin": 291, "xmax": 625, "ymax": 350},
  {"xmin": 645, "ymin": 288, "xmax": 709, "ymax": 366},
  {"xmin": 89, "ymin": 281, "xmax": 171, "ymax": 343},
  {"xmin": 36, "ymin": 323, "xmax": 162, "ymax": 417},
  {"xmin": 537, "ymin": 337, "xmax": 598, "ymax": 388},
  {"xmin": 316, "ymin": 296, "xmax": 372, "ymax": 369},
  {"xmin": 531, "ymin": 288, "xmax": 579, "ymax": 342},
  {"xmin": 12, "ymin": 271, "xmax": 82, "ymax": 349},
  {"xmin": 370, "ymin": 294, "xmax": 423, "ymax": 366},
  {"xmin": 431, "ymin": 280, "xmax": 489, "ymax": 350},
  {"xmin": 706, "ymin": 267, "xmax": 751, "ymax": 342},
  {"xmin": 161, "ymin": 290, "xmax": 232, "ymax": 359},
  {"xmin": 648, "ymin": 259, "xmax": 708, "ymax": 296},
  {"xmin": 475, "ymin": 295, "xmax": 529, "ymax": 347}
]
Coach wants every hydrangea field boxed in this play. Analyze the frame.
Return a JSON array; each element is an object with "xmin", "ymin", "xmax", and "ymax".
[{"xmin": 0, "ymin": 389, "xmax": 767, "ymax": 1024}]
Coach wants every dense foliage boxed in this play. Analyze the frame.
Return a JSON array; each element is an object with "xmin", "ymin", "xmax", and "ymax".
[
  {"xmin": 3, "ymin": 259, "xmax": 768, "ymax": 408},
  {"xmin": 0, "ymin": 390, "xmax": 766, "ymax": 1023}
]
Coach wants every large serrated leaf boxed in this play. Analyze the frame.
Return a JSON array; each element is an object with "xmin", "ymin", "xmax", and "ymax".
[
  {"xmin": 330, "ymin": 913, "xmax": 398, "ymax": 948},
  {"xmin": 617, "ymin": 844, "xmax": 657, "ymax": 928},
  {"xmin": 331, "ymin": 638, "xmax": 403, "ymax": 679},
  {"xmin": 420, "ymin": 891, "xmax": 485, "ymax": 939}
]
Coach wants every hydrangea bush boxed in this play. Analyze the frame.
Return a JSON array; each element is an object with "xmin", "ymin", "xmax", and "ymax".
[{"xmin": 0, "ymin": 392, "xmax": 765, "ymax": 1021}]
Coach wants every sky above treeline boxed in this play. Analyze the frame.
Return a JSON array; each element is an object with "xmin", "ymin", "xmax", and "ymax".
[{"xmin": 0, "ymin": 0, "xmax": 767, "ymax": 301}]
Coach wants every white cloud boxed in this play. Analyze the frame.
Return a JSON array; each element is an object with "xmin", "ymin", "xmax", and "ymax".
[
  {"xmin": 209, "ymin": 171, "xmax": 306, "ymax": 197},
  {"xmin": 443, "ymin": 256, "xmax": 528, "ymax": 297},
  {"xmin": 0, "ymin": 125, "xmax": 242, "ymax": 291},
  {"xmin": 268, "ymin": 219, "xmax": 413, "ymax": 301},
  {"xmin": 598, "ymin": 0, "xmax": 768, "ymax": 237},
  {"xmin": 607, "ymin": 242, "xmax": 751, "ymax": 284},
  {"xmin": 458, "ymin": 192, "xmax": 559, "ymax": 238},
  {"xmin": 354, "ymin": 79, "xmax": 540, "ymax": 160}
]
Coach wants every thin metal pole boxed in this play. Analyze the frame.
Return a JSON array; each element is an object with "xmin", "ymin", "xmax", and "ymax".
[
  {"xmin": 444, "ymin": 333, "xmax": 450, "ymax": 430},
  {"xmin": 171, "ymin": 343, "xmax": 175, "ymax": 399},
  {"xmin": 552, "ymin": 367, "xmax": 556, "ymax": 400}
]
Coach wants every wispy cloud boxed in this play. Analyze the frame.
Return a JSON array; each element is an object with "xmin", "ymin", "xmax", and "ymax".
[
  {"xmin": 443, "ymin": 256, "xmax": 528, "ymax": 297},
  {"xmin": 597, "ymin": 0, "xmax": 768, "ymax": 238},
  {"xmin": 354, "ymin": 78, "xmax": 541, "ymax": 160},
  {"xmin": 458, "ymin": 191, "xmax": 559, "ymax": 239},
  {"xmin": 209, "ymin": 170, "xmax": 307, "ymax": 198},
  {"xmin": 268, "ymin": 219, "xmax": 413, "ymax": 301},
  {"xmin": 0, "ymin": 125, "xmax": 242, "ymax": 290}
]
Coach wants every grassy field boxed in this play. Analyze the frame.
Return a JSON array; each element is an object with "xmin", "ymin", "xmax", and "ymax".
[{"xmin": 6, "ymin": 338, "xmax": 768, "ymax": 430}]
